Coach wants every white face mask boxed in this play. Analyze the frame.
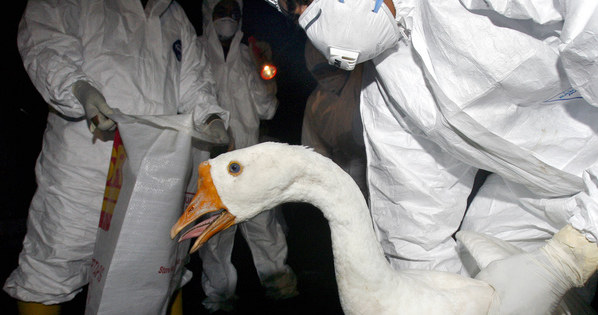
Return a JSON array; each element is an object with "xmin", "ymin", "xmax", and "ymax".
[
  {"xmin": 298, "ymin": 0, "xmax": 400, "ymax": 70},
  {"xmin": 213, "ymin": 17, "xmax": 238, "ymax": 41}
]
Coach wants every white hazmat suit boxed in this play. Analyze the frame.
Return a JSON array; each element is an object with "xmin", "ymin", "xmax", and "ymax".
[
  {"xmin": 6, "ymin": 0, "xmax": 228, "ymax": 304},
  {"xmin": 273, "ymin": 0, "xmax": 598, "ymax": 279},
  {"xmin": 357, "ymin": 0, "xmax": 598, "ymax": 277},
  {"xmin": 189, "ymin": 0, "xmax": 298, "ymax": 312},
  {"xmin": 269, "ymin": 0, "xmax": 598, "ymax": 311}
]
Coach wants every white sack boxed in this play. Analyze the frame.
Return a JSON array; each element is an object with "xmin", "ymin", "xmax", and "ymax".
[{"xmin": 85, "ymin": 112, "xmax": 198, "ymax": 315}]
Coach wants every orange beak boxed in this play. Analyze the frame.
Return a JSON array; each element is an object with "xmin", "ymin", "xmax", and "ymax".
[{"xmin": 170, "ymin": 161, "xmax": 236, "ymax": 253}]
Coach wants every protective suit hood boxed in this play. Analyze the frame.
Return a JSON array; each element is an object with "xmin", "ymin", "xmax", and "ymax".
[
  {"xmin": 202, "ymin": 0, "xmax": 244, "ymax": 64},
  {"xmin": 202, "ymin": 0, "xmax": 243, "ymax": 35},
  {"xmin": 142, "ymin": 0, "xmax": 173, "ymax": 17}
]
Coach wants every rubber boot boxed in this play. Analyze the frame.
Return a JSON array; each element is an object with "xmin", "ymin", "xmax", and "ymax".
[
  {"xmin": 17, "ymin": 301, "xmax": 61, "ymax": 315},
  {"xmin": 168, "ymin": 289, "xmax": 183, "ymax": 315}
]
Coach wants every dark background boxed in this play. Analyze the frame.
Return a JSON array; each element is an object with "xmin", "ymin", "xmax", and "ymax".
[{"xmin": 1, "ymin": 0, "xmax": 344, "ymax": 314}]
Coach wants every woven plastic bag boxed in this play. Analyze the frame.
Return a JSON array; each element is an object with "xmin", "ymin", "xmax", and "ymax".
[{"xmin": 85, "ymin": 113, "xmax": 199, "ymax": 315}]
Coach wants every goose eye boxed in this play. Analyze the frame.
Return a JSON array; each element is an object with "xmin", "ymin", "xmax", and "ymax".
[{"xmin": 228, "ymin": 161, "xmax": 242, "ymax": 176}]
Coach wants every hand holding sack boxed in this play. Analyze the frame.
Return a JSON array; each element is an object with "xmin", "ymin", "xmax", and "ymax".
[
  {"xmin": 72, "ymin": 80, "xmax": 116, "ymax": 132},
  {"xmin": 85, "ymin": 112, "xmax": 206, "ymax": 315}
]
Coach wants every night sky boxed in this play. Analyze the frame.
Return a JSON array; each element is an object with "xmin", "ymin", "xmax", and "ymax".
[{"xmin": 1, "ymin": 1, "xmax": 335, "ymax": 314}]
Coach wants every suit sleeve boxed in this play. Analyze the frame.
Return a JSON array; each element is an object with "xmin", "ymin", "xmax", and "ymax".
[
  {"xmin": 17, "ymin": 0, "xmax": 90, "ymax": 118},
  {"xmin": 241, "ymin": 46, "xmax": 278, "ymax": 120},
  {"xmin": 176, "ymin": 4, "xmax": 229, "ymax": 128}
]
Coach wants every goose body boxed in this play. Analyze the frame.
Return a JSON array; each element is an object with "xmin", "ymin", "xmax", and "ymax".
[{"xmin": 171, "ymin": 142, "xmax": 596, "ymax": 314}]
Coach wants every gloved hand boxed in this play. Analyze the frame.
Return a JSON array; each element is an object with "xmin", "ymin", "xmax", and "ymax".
[
  {"xmin": 476, "ymin": 225, "xmax": 598, "ymax": 315},
  {"xmin": 249, "ymin": 39, "xmax": 273, "ymax": 68},
  {"xmin": 197, "ymin": 115, "xmax": 230, "ymax": 145},
  {"xmin": 72, "ymin": 80, "xmax": 116, "ymax": 132},
  {"xmin": 210, "ymin": 128, "xmax": 235, "ymax": 158}
]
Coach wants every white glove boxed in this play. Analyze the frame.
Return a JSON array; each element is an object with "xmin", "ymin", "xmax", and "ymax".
[
  {"xmin": 72, "ymin": 80, "xmax": 116, "ymax": 132},
  {"xmin": 249, "ymin": 39, "xmax": 273, "ymax": 67},
  {"xmin": 476, "ymin": 225, "xmax": 598, "ymax": 315},
  {"xmin": 197, "ymin": 115, "xmax": 230, "ymax": 145}
]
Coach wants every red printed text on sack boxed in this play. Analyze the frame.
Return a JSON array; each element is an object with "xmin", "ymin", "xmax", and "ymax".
[
  {"xmin": 158, "ymin": 258, "xmax": 182, "ymax": 274},
  {"xmin": 91, "ymin": 258, "xmax": 105, "ymax": 283}
]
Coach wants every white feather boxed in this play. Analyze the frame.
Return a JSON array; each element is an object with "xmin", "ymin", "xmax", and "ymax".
[
  {"xmin": 207, "ymin": 142, "xmax": 497, "ymax": 315},
  {"xmin": 456, "ymin": 230, "xmax": 525, "ymax": 270}
]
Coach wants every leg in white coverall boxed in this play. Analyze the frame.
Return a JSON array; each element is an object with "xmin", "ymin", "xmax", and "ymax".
[{"xmin": 199, "ymin": 208, "xmax": 298, "ymax": 312}]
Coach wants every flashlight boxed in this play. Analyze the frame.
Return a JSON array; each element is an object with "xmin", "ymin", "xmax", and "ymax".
[
  {"xmin": 260, "ymin": 64, "xmax": 277, "ymax": 81},
  {"xmin": 249, "ymin": 36, "xmax": 277, "ymax": 80}
]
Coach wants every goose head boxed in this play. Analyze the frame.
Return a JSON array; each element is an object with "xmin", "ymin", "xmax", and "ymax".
[{"xmin": 171, "ymin": 142, "xmax": 313, "ymax": 253}]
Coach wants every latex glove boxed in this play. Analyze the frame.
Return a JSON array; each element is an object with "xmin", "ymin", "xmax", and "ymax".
[
  {"xmin": 210, "ymin": 129, "xmax": 235, "ymax": 158},
  {"xmin": 476, "ymin": 225, "xmax": 598, "ymax": 315},
  {"xmin": 72, "ymin": 80, "xmax": 116, "ymax": 132},
  {"xmin": 197, "ymin": 115, "xmax": 230, "ymax": 145},
  {"xmin": 263, "ymin": 77, "xmax": 277, "ymax": 96}
]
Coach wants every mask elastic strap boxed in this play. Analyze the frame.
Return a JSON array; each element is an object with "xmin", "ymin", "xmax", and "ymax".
[
  {"xmin": 338, "ymin": 0, "xmax": 384, "ymax": 13},
  {"xmin": 373, "ymin": 0, "xmax": 384, "ymax": 13}
]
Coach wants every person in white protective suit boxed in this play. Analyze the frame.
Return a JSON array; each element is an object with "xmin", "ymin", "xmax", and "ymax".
[
  {"xmin": 6, "ymin": 0, "xmax": 231, "ymax": 314},
  {"xmin": 302, "ymin": 40, "xmax": 368, "ymax": 197},
  {"xmin": 266, "ymin": 0, "xmax": 598, "ymax": 313},
  {"xmin": 189, "ymin": 0, "xmax": 299, "ymax": 313}
]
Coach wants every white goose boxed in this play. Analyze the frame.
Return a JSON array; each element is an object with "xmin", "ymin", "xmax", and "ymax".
[{"xmin": 171, "ymin": 142, "xmax": 598, "ymax": 315}]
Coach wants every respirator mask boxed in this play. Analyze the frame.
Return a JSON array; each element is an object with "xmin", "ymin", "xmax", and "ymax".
[
  {"xmin": 298, "ymin": 0, "xmax": 400, "ymax": 70},
  {"xmin": 214, "ymin": 17, "xmax": 238, "ymax": 41}
]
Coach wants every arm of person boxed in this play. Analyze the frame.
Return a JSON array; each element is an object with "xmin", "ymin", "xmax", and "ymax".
[
  {"xmin": 175, "ymin": 4, "xmax": 229, "ymax": 128},
  {"xmin": 460, "ymin": 0, "xmax": 563, "ymax": 24},
  {"xmin": 17, "ymin": 0, "xmax": 93, "ymax": 118},
  {"xmin": 461, "ymin": 0, "xmax": 598, "ymax": 107},
  {"xmin": 242, "ymin": 44, "xmax": 278, "ymax": 120}
]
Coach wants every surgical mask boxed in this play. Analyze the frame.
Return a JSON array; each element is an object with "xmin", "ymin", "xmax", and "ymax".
[
  {"xmin": 213, "ymin": 17, "xmax": 238, "ymax": 41},
  {"xmin": 298, "ymin": 0, "xmax": 400, "ymax": 70}
]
